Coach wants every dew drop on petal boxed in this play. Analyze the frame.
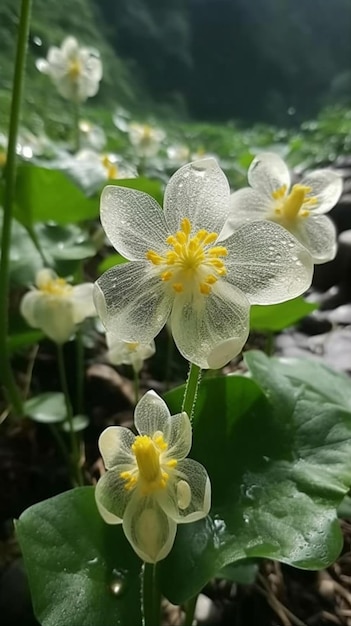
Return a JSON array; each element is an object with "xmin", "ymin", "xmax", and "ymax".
[{"xmin": 177, "ymin": 480, "xmax": 192, "ymax": 510}]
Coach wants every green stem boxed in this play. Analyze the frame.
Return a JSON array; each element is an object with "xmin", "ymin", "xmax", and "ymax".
[
  {"xmin": 182, "ymin": 362, "xmax": 201, "ymax": 420},
  {"xmin": 73, "ymin": 101, "xmax": 80, "ymax": 152},
  {"xmin": 142, "ymin": 563, "xmax": 161, "ymax": 626},
  {"xmin": 133, "ymin": 366, "xmax": 140, "ymax": 405},
  {"xmin": 75, "ymin": 329, "xmax": 84, "ymax": 415},
  {"xmin": 184, "ymin": 594, "xmax": 198, "ymax": 626},
  {"xmin": 57, "ymin": 343, "xmax": 84, "ymax": 486},
  {"xmin": 49, "ymin": 423, "xmax": 71, "ymax": 468},
  {"xmin": 0, "ymin": 0, "xmax": 32, "ymax": 417}
]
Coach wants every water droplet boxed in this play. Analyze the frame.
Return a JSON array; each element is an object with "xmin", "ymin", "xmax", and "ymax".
[
  {"xmin": 88, "ymin": 556, "xmax": 98, "ymax": 566},
  {"xmin": 295, "ymin": 260, "xmax": 302, "ymax": 266},
  {"xmin": 33, "ymin": 35, "xmax": 42, "ymax": 46},
  {"xmin": 262, "ymin": 455, "xmax": 270, "ymax": 463},
  {"xmin": 288, "ymin": 242, "xmax": 294, "ymax": 248},
  {"xmin": 110, "ymin": 569, "xmax": 127, "ymax": 596},
  {"xmin": 243, "ymin": 513, "xmax": 250, "ymax": 524},
  {"xmin": 268, "ymin": 246, "xmax": 275, "ymax": 251}
]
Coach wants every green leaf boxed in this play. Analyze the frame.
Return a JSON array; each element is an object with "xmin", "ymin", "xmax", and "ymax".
[
  {"xmin": 98, "ymin": 253, "xmax": 128, "ymax": 274},
  {"xmin": 160, "ymin": 361, "xmax": 351, "ymax": 603},
  {"xmin": 105, "ymin": 177, "xmax": 163, "ymax": 206},
  {"xmin": 15, "ymin": 164, "xmax": 99, "ymax": 225},
  {"xmin": 36, "ymin": 223, "xmax": 96, "ymax": 261},
  {"xmin": 61, "ymin": 414, "xmax": 89, "ymax": 432},
  {"xmin": 337, "ymin": 494, "xmax": 351, "ymax": 519},
  {"xmin": 219, "ymin": 559, "xmax": 258, "ymax": 584},
  {"xmin": 16, "ymin": 487, "xmax": 142, "ymax": 626},
  {"xmin": 250, "ymin": 297, "xmax": 317, "ymax": 332},
  {"xmin": 24, "ymin": 392, "xmax": 66, "ymax": 424}
]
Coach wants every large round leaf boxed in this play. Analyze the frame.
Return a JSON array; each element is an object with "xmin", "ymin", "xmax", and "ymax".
[
  {"xmin": 160, "ymin": 355, "xmax": 351, "ymax": 603},
  {"xmin": 16, "ymin": 487, "xmax": 142, "ymax": 626}
]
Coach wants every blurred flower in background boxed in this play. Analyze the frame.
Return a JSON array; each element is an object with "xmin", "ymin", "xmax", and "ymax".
[
  {"xmin": 106, "ymin": 334, "xmax": 156, "ymax": 373},
  {"xmin": 128, "ymin": 122, "xmax": 165, "ymax": 158}
]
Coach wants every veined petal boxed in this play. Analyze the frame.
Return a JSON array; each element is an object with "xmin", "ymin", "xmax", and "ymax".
[
  {"xmin": 98, "ymin": 426, "xmax": 136, "ymax": 469},
  {"xmin": 163, "ymin": 159, "xmax": 230, "ymax": 235},
  {"xmin": 71, "ymin": 283, "xmax": 96, "ymax": 323},
  {"xmin": 170, "ymin": 281, "xmax": 250, "ymax": 369},
  {"xmin": 224, "ymin": 221, "xmax": 313, "ymax": 304},
  {"xmin": 248, "ymin": 152, "xmax": 291, "ymax": 196},
  {"xmin": 95, "ymin": 468, "xmax": 134, "ymax": 523},
  {"xmin": 290, "ymin": 215, "xmax": 337, "ymax": 264},
  {"xmin": 100, "ymin": 185, "xmax": 168, "ymax": 260},
  {"xmin": 219, "ymin": 188, "xmax": 271, "ymax": 239},
  {"xmin": 158, "ymin": 458, "xmax": 211, "ymax": 523},
  {"xmin": 95, "ymin": 497, "xmax": 122, "ymax": 525},
  {"xmin": 123, "ymin": 494, "xmax": 177, "ymax": 563},
  {"xmin": 135, "ymin": 391, "xmax": 192, "ymax": 459},
  {"xmin": 94, "ymin": 262, "xmax": 173, "ymax": 343},
  {"xmin": 300, "ymin": 170, "xmax": 343, "ymax": 214}
]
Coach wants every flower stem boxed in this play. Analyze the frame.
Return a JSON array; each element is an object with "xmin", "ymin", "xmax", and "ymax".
[
  {"xmin": 73, "ymin": 102, "xmax": 80, "ymax": 152},
  {"xmin": 57, "ymin": 343, "xmax": 84, "ymax": 486},
  {"xmin": 184, "ymin": 594, "xmax": 198, "ymax": 626},
  {"xmin": 0, "ymin": 0, "xmax": 32, "ymax": 417},
  {"xmin": 133, "ymin": 367, "xmax": 140, "ymax": 405},
  {"xmin": 142, "ymin": 563, "xmax": 161, "ymax": 626},
  {"xmin": 182, "ymin": 362, "xmax": 201, "ymax": 420},
  {"xmin": 75, "ymin": 329, "xmax": 84, "ymax": 415}
]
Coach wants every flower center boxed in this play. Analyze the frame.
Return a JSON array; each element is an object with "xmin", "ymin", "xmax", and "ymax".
[
  {"xmin": 126, "ymin": 341, "xmax": 140, "ymax": 352},
  {"xmin": 146, "ymin": 217, "xmax": 228, "ymax": 296},
  {"xmin": 68, "ymin": 59, "xmax": 82, "ymax": 81},
  {"xmin": 101, "ymin": 155, "xmax": 118, "ymax": 179},
  {"xmin": 271, "ymin": 184, "xmax": 318, "ymax": 223},
  {"xmin": 37, "ymin": 274, "xmax": 73, "ymax": 297},
  {"xmin": 120, "ymin": 433, "xmax": 177, "ymax": 495}
]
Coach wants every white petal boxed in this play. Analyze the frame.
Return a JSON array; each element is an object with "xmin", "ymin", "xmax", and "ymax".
[
  {"xmin": 71, "ymin": 283, "xmax": 96, "ymax": 322},
  {"xmin": 61, "ymin": 36, "xmax": 79, "ymax": 59},
  {"xmin": 98, "ymin": 426, "xmax": 136, "ymax": 469},
  {"xmin": 158, "ymin": 458, "xmax": 211, "ymax": 523},
  {"xmin": 248, "ymin": 152, "xmax": 291, "ymax": 196},
  {"xmin": 21, "ymin": 292, "xmax": 76, "ymax": 344},
  {"xmin": 35, "ymin": 268, "xmax": 57, "ymax": 289},
  {"xmin": 95, "ymin": 468, "xmax": 134, "ymax": 522},
  {"xmin": 170, "ymin": 281, "xmax": 250, "ymax": 369},
  {"xmin": 100, "ymin": 185, "xmax": 169, "ymax": 260},
  {"xmin": 219, "ymin": 188, "xmax": 271, "ymax": 239},
  {"xmin": 224, "ymin": 221, "xmax": 313, "ymax": 304},
  {"xmin": 300, "ymin": 170, "xmax": 343, "ymax": 214},
  {"xmin": 94, "ymin": 262, "xmax": 173, "ymax": 343},
  {"xmin": 290, "ymin": 215, "xmax": 337, "ymax": 264},
  {"xmin": 163, "ymin": 159, "xmax": 230, "ymax": 235},
  {"xmin": 107, "ymin": 338, "xmax": 155, "ymax": 371},
  {"xmin": 135, "ymin": 391, "xmax": 192, "ymax": 459},
  {"xmin": 95, "ymin": 496, "xmax": 122, "ymax": 525},
  {"xmin": 123, "ymin": 494, "xmax": 177, "ymax": 563}
]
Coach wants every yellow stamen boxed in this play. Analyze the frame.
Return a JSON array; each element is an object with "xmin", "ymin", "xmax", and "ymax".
[
  {"xmin": 126, "ymin": 342, "xmax": 139, "ymax": 352},
  {"xmin": 101, "ymin": 155, "xmax": 118, "ymax": 179},
  {"xmin": 120, "ymin": 433, "xmax": 176, "ymax": 495},
  {"xmin": 37, "ymin": 275, "xmax": 73, "ymax": 297},
  {"xmin": 146, "ymin": 218, "xmax": 228, "ymax": 297},
  {"xmin": 272, "ymin": 184, "xmax": 317, "ymax": 223},
  {"xmin": 68, "ymin": 59, "xmax": 82, "ymax": 81}
]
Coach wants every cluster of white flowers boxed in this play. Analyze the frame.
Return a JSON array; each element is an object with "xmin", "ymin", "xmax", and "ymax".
[{"xmin": 36, "ymin": 36, "xmax": 102, "ymax": 103}]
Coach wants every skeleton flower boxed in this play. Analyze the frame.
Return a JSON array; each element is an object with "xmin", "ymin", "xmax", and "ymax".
[
  {"xmin": 107, "ymin": 333, "xmax": 155, "ymax": 373},
  {"xmin": 128, "ymin": 123, "xmax": 165, "ymax": 158},
  {"xmin": 95, "ymin": 390, "xmax": 211, "ymax": 562},
  {"xmin": 94, "ymin": 159, "xmax": 313, "ymax": 369},
  {"xmin": 224, "ymin": 152, "xmax": 343, "ymax": 264},
  {"xmin": 20, "ymin": 269, "xmax": 96, "ymax": 344},
  {"xmin": 36, "ymin": 36, "xmax": 102, "ymax": 103}
]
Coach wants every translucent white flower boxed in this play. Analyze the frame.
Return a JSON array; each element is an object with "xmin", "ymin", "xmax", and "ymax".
[
  {"xmin": 94, "ymin": 159, "xmax": 313, "ymax": 369},
  {"xmin": 224, "ymin": 152, "xmax": 343, "ymax": 264},
  {"xmin": 107, "ymin": 333, "xmax": 155, "ymax": 373},
  {"xmin": 166, "ymin": 144, "xmax": 190, "ymax": 167},
  {"xmin": 95, "ymin": 390, "xmax": 211, "ymax": 562},
  {"xmin": 36, "ymin": 36, "xmax": 102, "ymax": 103},
  {"xmin": 20, "ymin": 269, "xmax": 96, "ymax": 344},
  {"xmin": 128, "ymin": 123, "xmax": 165, "ymax": 158}
]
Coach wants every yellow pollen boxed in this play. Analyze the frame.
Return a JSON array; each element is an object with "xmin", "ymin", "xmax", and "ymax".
[
  {"xmin": 68, "ymin": 59, "xmax": 82, "ymax": 81},
  {"xmin": 272, "ymin": 184, "xmax": 317, "ymax": 222},
  {"xmin": 126, "ymin": 341, "xmax": 139, "ymax": 352},
  {"xmin": 120, "ymin": 433, "xmax": 176, "ymax": 495},
  {"xmin": 146, "ymin": 218, "xmax": 228, "ymax": 296},
  {"xmin": 101, "ymin": 155, "xmax": 118, "ymax": 179},
  {"xmin": 38, "ymin": 276, "xmax": 73, "ymax": 297}
]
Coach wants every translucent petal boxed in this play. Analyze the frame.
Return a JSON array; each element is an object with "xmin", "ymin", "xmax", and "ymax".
[
  {"xmin": 107, "ymin": 337, "xmax": 155, "ymax": 371},
  {"xmin": 158, "ymin": 458, "xmax": 211, "ymax": 523},
  {"xmin": 123, "ymin": 494, "xmax": 177, "ymax": 563},
  {"xmin": 290, "ymin": 215, "xmax": 337, "ymax": 264},
  {"xmin": 20, "ymin": 291, "xmax": 41, "ymax": 328},
  {"xmin": 95, "ymin": 467, "xmax": 134, "ymax": 522},
  {"xmin": 170, "ymin": 281, "xmax": 250, "ymax": 369},
  {"xmin": 219, "ymin": 188, "xmax": 271, "ymax": 239},
  {"xmin": 300, "ymin": 170, "xmax": 343, "ymax": 214},
  {"xmin": 135, "ymin": 391, "xmax": 192, "ymax": 459},
  {"xmin": 71, "ymin": 283, "xmax": 96, "ymax": 323},
  {"xmin": 100, "ymin": 185, "xmax": 169, "ymax": 260},
  {"xmin": 224, "ymin": 221, "xmax": 313, "ymax": 304},
  {"xmin": 163, "ymin": 159, "xmax": 230, "ymax": 235},
  {"xmin": 94, "ymin": 262, "xmax": 173, "ymax": 343},
  {"xmin": 95, "ymin": 497, "xmax": 122, "ymax": 525},
  {"xmin": 98, "ymin": 426, "xmax": 136, "ymax": 469},
  {"xmin": 248, "ymin": 152, "xmax": 291, "ymax": 196}
]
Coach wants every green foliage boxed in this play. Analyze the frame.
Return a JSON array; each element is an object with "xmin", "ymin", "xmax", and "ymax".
[
  {"xmin": 24, "ymin": 392, "xmax": 66, "ymax": 424},
  {"xmin": 250, "ymin": 297, "xmax": 317, "ymax": 332}
]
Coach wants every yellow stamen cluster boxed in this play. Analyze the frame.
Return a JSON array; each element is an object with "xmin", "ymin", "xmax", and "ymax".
[
  {"xmin": 101, "ymin": 155, "xmax": 118, "ymax": 180},
  {"xmin": 37, "ymin": 276, "xmax": 73, "ymax": 297},
  {"xmin": 120, "ymin": 432, "xmax": 177, "ymax": 495},
  {"xmin": 146, "ymin": 217, "xmax": 227, "ymax": 296},
  {"xmin": 272, "ymin": 184, "xmax": 318, "ymax": 222},
  {"xmin": 68, "ymin": 59, "xmax": 82, "ymax": 81}
]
